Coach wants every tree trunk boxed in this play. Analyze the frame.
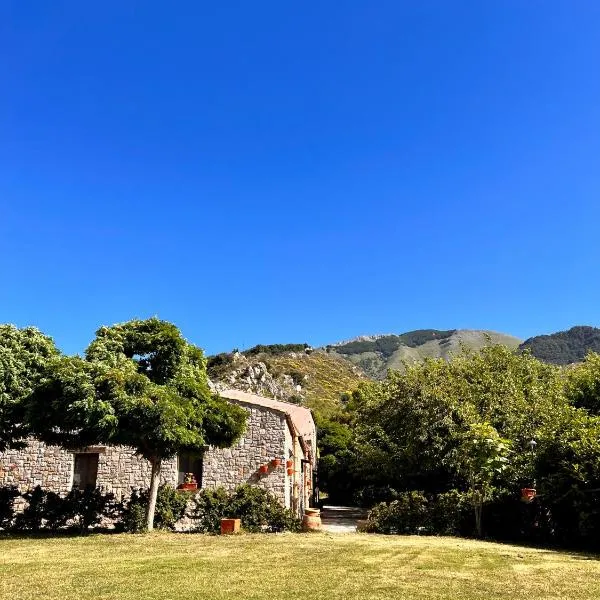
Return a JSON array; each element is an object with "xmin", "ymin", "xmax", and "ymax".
[
  {"xmin": 474, "ymin": 499, "xmax": 483, "ymax": 538},
  {"xmin": 146, "ymin": 457, "xmax": 162, "ymax": 532}
]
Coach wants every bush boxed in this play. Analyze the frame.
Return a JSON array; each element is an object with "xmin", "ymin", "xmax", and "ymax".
[
  {"xmin": 121, "ymin": 484, "xmax": 190, "ymax": 532},
  {"xmin": 65, "ymin": 487, "xmax": 121, "ymax": 532},
  {"xmin": 365, "ymin": 491, "xmax": 429, "ymax": 534},
  {"xmin": 190, "ymin": 487, "xmax": 229, "ymax": 533},
  {"xmin": 227, "ymin": 485, "xmax": 301, "ymax": 532},
  {"xmin": 0, "ymin": 486, "xmax": 20, "ymax": 530},
  {"xmin": 189, "ymin": 485, "xmax": 301, "ymax": 533},
  {"xmin": 353, "ymin": 485, "xmax": 399, "ymax": 508},
  {"xmin": 429, "ymin": 489, "xmax": 473, "ymax": 536},
  {"xmin": 11, "ymin": 486, "xmax": 121, "ymax": 533},
  {"xmin": 14, "ymin": 486, "xmax": 67, "ymax": 531}
]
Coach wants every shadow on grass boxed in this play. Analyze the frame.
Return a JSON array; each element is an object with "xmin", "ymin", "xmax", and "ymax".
[
  {"xmin": 0, "ymin": 527, "xmax": 124, "ymax": 540},
  {"xmin": 478, "ymin": 535, "xmax": 600, "ymax": 561}
]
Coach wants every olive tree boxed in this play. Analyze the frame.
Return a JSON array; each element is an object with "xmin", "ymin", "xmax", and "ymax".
[{"xmin": 26, "ymin": 318, "xmax": 247, "ymax": 531}]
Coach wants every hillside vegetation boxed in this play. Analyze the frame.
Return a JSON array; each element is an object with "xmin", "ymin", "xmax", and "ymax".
[
  {"xmin": 207, "ymin": 346, "xmax": 365, "ymax": 417},
  {"xmin": 520, "ymin": 325, "xmax": 600, "ymax": 365},
  {"xmin": 327, "ymin": 329, "xmax": 522, "ymax": 378}
]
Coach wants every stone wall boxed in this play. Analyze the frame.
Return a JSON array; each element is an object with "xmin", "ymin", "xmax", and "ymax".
[
  {"xmin": 0, "ymin": 440, "xmax": 177, "ymax": 499},
  {"xmin": 0, "ymin": 400, "xmax": 310, "ymax": 517},
  {"xmin": 202, "ymin": 402, "xmax": 288, "ymax": 506}
]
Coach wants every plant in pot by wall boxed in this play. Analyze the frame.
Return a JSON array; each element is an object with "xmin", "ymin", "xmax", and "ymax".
[
  {"xmin": 259, "ymin": 465, "xmax": 269, "ymax": 474},
  {"xmin": 271, "ymin": 458, "xmax": 282, "ymax": 468},
  {"xmin": 178, "ymin": 473, "xmax": 198, "ymax": 491}
]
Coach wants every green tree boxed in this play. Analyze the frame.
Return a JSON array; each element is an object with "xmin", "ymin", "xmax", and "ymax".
[
  {"xmin": 26, "ymin": 318, "xmax": 247, "ymax": 531},
  {"xmin": 565, "ymin": 352, "xmax": 600, "ymax": 415},
  {"xmin": 352, "ymin": 345, "xmax": 568, "ymax": 495},
  {"xmin": 0, "ymin": 324, "xmax": 59, "ymax": 452},
  {"xmin": 457, "ymin": 422, "xmax": 510, "ymax": 537}
]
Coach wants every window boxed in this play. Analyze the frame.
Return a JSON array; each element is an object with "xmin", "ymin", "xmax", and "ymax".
[
  {"xmin": 73, "ymin": 453, "xmax": 99, "ymax": 489},
  {"xmin": 178, "ymin": 453, "xmax": 203, "ymax": 486}
]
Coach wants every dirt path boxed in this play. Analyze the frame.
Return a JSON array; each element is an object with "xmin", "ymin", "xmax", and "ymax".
[{"xmin": 320, "ymin": 505, "xmax": 367, "ymax": 533}]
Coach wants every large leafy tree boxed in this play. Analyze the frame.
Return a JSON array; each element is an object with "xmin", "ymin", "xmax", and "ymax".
[
  {"xmin": 0, "ymin": 324, "xmax": 59, "ymax": 452},
  {"xmin": 26, "ymin": 318, "xmax": 247, "ymax": 530},
  {"xmin": 352, "ymin": 345, "xmax": 568, "ymax": 495}
]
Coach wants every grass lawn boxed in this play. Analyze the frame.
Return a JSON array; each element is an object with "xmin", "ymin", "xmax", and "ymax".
[{"xmin": 2, "ymin": 532, "xmax": 600, "ymax": 600}]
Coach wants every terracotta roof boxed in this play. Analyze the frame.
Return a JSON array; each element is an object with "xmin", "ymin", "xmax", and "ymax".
[{"xmin": 218, "ymin": 388, "xmax": 315, "ymax": 440}]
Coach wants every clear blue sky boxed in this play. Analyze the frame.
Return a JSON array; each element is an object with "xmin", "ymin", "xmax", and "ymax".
[{"xmin": 1, "ymin": 1, "xmax": 599, "ymax": 356}]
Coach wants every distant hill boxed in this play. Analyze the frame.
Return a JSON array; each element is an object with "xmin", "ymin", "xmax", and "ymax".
[
  {"xmin": 519, "ymin": 326, "xmax": 600, "ymax": 365},
  {"xmin": 325, "ymin": 329, "xmax": 522, "ymax": 379},
  {"xmin": 207, "ymin": 345, "xmax": 366, "ymax": 417}
]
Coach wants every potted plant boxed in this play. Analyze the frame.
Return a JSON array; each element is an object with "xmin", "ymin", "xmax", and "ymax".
[
  {"xmin": 521, "ymin": 487, "xmax": 536, "ymax": 502},
  {"xmin": 271, "ymin": 458, "xmax": 282, "ymax": 468},
  {"xmin": 259, "ymin": 465, "xmax": 269, "ymax": 474},
  {"xmin": 178, "ymin": 472, "xmax": 198, "ymax": 491},
  {"xmin": 287, "ymin": 467, "xmax": 294, "ymax": 476}
]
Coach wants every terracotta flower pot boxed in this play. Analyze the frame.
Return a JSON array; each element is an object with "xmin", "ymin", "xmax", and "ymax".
[
  {"xmin": 287, "ymin": 467, "xmax": 294, "ymax": 476},
  {"xmin": 271, "ymin": 459, "xmax": 282, "ymax": 468},
  {"xmin": 259, "ymin": 465, "xmax": 269, "ymax": 474},
  {"xmin": 220, "ymin": 518, "xmax": 241, "ymax": 535},
  {"xmin": 521, "ymin": 488, "xmax": 536, "ymax": 502},
  {"xmin": 286, "ymin": 459, "xmax": 293, "ymax": 468},
  {"xmin": 177, "ymin": 482, "xmax": 198, "ymax": 491}
]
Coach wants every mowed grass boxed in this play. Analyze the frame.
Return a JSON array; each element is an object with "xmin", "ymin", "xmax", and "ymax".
[{"xmin": 2, "ymin": 533, "xmax": 600, "ymax": 600}]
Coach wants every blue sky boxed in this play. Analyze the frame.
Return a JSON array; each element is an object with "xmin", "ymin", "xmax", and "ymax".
[{"xmin": 1, "ymin": 1, "xmax": 599, "ymax": 356}]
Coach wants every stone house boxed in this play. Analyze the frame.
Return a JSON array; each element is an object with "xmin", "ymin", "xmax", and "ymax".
[{"xmin": 0, "ymin": 389, "xmax": 317, "ymax": 517}]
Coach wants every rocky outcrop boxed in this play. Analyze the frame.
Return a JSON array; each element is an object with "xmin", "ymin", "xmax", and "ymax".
[{"xmin": 211, "ymin": 352, "xmax": 303, "ymax": 403}]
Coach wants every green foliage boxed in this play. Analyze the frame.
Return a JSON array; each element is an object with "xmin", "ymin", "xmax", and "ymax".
[
  {"xmin": 189, "ymin": 485, "xmax": 301, "ymax": 533},
  {"xmin": 10, "ymin": 485, "xmax": 119, "ymax": 532},
  {"xmin": 14, "ymin": 486, "xmax": 66, "ymax": 531},
  {"xmin": 0, "ymin": 324, "xmax": 60, "ymax": 451},
  {"xmin": 520, "ymin": 325, "xmax": 600, "ymax": 365},
  {"xmin": 535, "ymin": 412, "xmax": 600, "ymax": 547},
  {"xmin": 315, "ymin": 415, "xmax": 360, "ymax": 504},
  {"xmin": 364, "ymin": 491, "xmax": 429, "ymax": 534},
  {"xmin": 364, "ymin": 490, "xmax": 475, "ymax": 536},
  {"xmin": 189, "ymin": 487, "xmax": 230, "ymax": 533},
  {"xmin": 206, "ymin": 352, "xmax": 235, "ymax": 381},
  {"xmin": 353, "ymin": 485, "xmax": 399, "ymax": 508},
  {"xmin": 26, "ymin": 318, "xmax": 248, "ymax": 530},
  {"xmin": 121, "ymin": 484, "xmax": 190, "ymax": 532},
  {"xmin": 334, "ymin": 331, "xmax": 456, "ymax": 358},
  {"xmin": 566, "ymin": 352, "xmax": 600, "ymax": 414},
  {"xmin": 243, "ymin": 344, "xmax": 310, "ymax": 357},
  {"xmin": 0, "ymin": 485, "xmax": 20, "ymax": 530}
]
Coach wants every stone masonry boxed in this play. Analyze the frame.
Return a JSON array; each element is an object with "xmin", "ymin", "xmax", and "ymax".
[{"xmin": 0, "ymin": 390, "xmax": 316, "ymax": 517}]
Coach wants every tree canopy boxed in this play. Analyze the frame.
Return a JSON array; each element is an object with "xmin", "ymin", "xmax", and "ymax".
[
  {"xmin": 26, "ymin": 318, "xmax": 247, "ymax": 530},
  {"xmin": 0, "ymin": 325, "xmax": 59, "ymax": 452}
]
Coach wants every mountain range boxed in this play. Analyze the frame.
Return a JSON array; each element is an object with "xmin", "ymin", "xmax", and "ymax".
[{"xmin": 207, "ymin": 326, "xmax": 600, "ymax": 415}]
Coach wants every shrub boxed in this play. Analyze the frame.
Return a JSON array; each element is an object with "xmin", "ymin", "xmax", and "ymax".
[
  {"xmin": 429, "ymin": 489, "xmax": 473, "ymax": 536},
  {"xmin": 189, "ymin": 485, "xmax": 301, "ymax": 533},
  {"xmin": 353, "ymin": 485, "xmax": 399, "ymax": 508},
  {"xmin": 65, "ymin": 487, "xmax": 121, "ymax": 532},
  {"xmin": 365, "ymin": 491, "xmax": 429, "ymax": 534},
  {"xmin": 121, "ymin": 484, "xmax": 190, "ymax": 532},
  {"xmin": 190, "ymin": 487, "xmax": 229, "ymax": 533},
  {"xmin": 0, "ymin": 486, "xmax": 20, "ymax": 530},
  {"xmin": 14, "ymin": 486, "xmax": 67, "ymax": 531}
]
